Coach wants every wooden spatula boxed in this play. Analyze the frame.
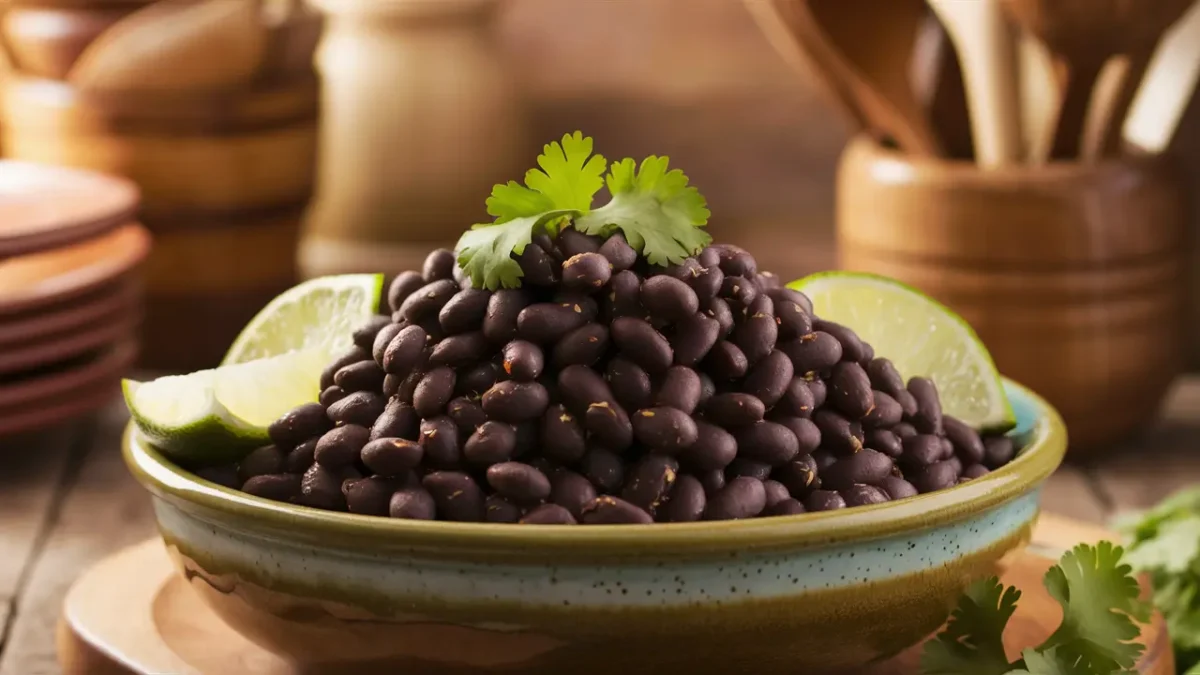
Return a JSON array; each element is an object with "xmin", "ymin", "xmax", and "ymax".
[{"xmin": 1123, "ymin": 0, "xmax": 1200, "ymax": 154}]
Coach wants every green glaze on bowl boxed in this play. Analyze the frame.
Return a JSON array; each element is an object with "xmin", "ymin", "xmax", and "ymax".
[{"xmin": 124, "ymin": 379, "xmax": 1066, "ymax": 675}]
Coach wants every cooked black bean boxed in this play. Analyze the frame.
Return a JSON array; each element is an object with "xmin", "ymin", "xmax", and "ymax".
[
  {"xmin": 387, "ymin": 271, "xmax": 425, "ymax": 313},
  {"xmin": 940, "ymin": 437, "xmax": 955, "ymax": 460},
  {"xmin": 446, "ymin": 397, "xmax": 486, "ymax": 434},
  {"xmin": 812, "ymin": 448, "xmax": 837, "ymax": 471},
  {"xmin": 550, "ymin": 470, "xmax": 597, "ymax": 518},
  {"xmin": 705, "ymin": 476, "xmax": 766, "ymax": 520},
  {"xmin": 669, "ymin": 312, "xmax": 721, "ymax": 367},
  {"xmin": 438, "ymin": 287, "xmax": 491, "ymax": 335},
  {"xmin": 841, "ymin": 485, "xmax": 889, "ymax": 507},
  {"xmin": 703, "ymin": 341, "xmax": 749, "ymax": 381},
  {"xmin": 943, "ymin": 416, "xmax": 985, "ymax": 464},
  {"xmin": 606, "ymin": 269, "xmax": 644, "ymax": 319},
  {"xmin": 512, "ymin": 421, "xmax": 538, "ymax": 458},
  {"xmin": 321, "ymin": 345, "xmax": 370, "ymax": 390},
  {"xmin": 641, "ymin": 276, "xmax": 700, "ymax": 322},
  {"xmin": 654, "ymin": 367, "xmax": 702, "ymax": 414},
  {"xmin": 675, "ymin": 421, "xmax": 735, "ymax": 472},
  {"xmin": 500, "ymin": 340, "xmax": 543, "ymax": 381},
  {"xmin": 773, "ymin": 299, "xmax": 813, "ymax": 341},
  {"xmin": 557, "ymin": 227, "xmax": 601, "ymax": 256},
  {"xmin": 610, "ymin": 317, "xmax": 673, "ymax": 373},
  {"xmin": 734, "ymin": 421, "xmax": 799, "ymax": 465},
  {"xmin": 720, "ymin": 275, "xmax": 758, "ymax": 310},
  {"xmin": 299, "ymin": 464, "xmax": 349, "ymax": 511},
  {"xmin": 765, "ymin": 499, "xmax": 806, "ymax": 516},
  {"xmin": 812, "ymin": 320, "xmax": 867, "ymax": 363},
  {"xmin": 284, "ymin": 439, "xmax": 318, "ymax": 473},
  {"xmin": 463, "ymin": 421, "xmax": 517, "ymax": 465},
  {"xmin": 521, "ymin": 503, "xmax": 577, "ymax": 525},
  {"xmin": 735, "ymin": 301, "xmax": 777, "ymax": 366},
  {"xmin": 807, "ymin": 377, "xmax": 827, "ymax": 408},
  {"xmin": 379, "ymin": 374, "xmax": 399, "ymax": 398},
  {"xmin": 727, "ymin": 458, "xmax": 773, "ymax": 481},
  {"xmin": 517, "ymin": 243, "xmax": 560, "ymax": 286},
  {"xmin": 687, "ymin": 262, "xmax": 723, "ymax": 300},
  {"xmin": 715, "ymin": 245, "xmax": 757, "ymax": 277},
  {"xmin": 269, "ymin": 402, "xmax": 331, "ymax": 450},
  {"xmin": 772, "ymin": 378, "xmax": 814, "ymax": 419},
  {"xmin": 458, "ymin": 361, "xmax": 501, "ymax": 398},
  {"xmin": 422, "ymin": 471, "xmax": 485, "ymax": 521},
  {"xmin": 382, "ymin": 325, "xmax": 427, "ymax": 375},
  {"xmin": 772, "ymin": 416, "xmax": 822, "ymax": 456},
  {"xmin": 562, "ymin": 252, "xmax": 612, "ymax": 291},
  {"xmin": 413, "ymin": 367, "xmax": 456, "ymax": 418},
  {"xmin": 907, "ymin": 377, "xmax": 943, "ymax": 434},
  {"xmin": 483, "ymin": 494, "xmax": 523, "ymax": 523},
  {"xmin": 516, "ymin": 302, "xmax": 587, "ymax": 344},
  {"xmin": 487, "ymin": 462, "xmax": 551, "ymax": 504},
  {"xmin": 532, "ymin": 404, "xmax": 582, "ymax": 464},
  {"xmin": 351, "ymin": 316, "xmax": 391, "ymax": 352},
  {"xmin": 552, "ymin": 323, "xmax": 609, "ymax": 368},
  {"xmin": 395, "ymin": 372, "xmax": 421, "ymax": 404},
  {"xmin": 428, "ymin": 331, "xmax": 487, "ymax": 367},
  {"xmin": 389, "ymin": 487, "xmax": 437, "ymax": 520},
  {"xmin": 369, "ymin": 322, "xmax": 402, "ymax": 364},
  {"xmin": 863, "ymin": 391, "xmax": 903, "ymax": 428},
  {"xmin": 829, "ymin": 362, "xmax": 875, "ymax": 420},
  {"xmin": 481, "ymin": 380, "xmax": 550, "ymax": 423},
  {"xmin": 866, "ymin": 428, "xmax": 903, "ymax": 458},
  {"xmin": 483, "ymin": 289, "xmax": 531, "ymax": 343},
  {"xmin": 860, "ymin": 342, "xmax": 875, "ymax": 363},
  {"xmin": 621, "ymin": 455, "xmax": 679, "ymax": 513},
  {"xmin": 812, "ymin": 410, "xmax": 863, "ymax": 455},
  {"xmin": 581, "ymin": 496, "xmax": 653, "ymax": 524},
  {"xmin": 865, "ymin": 358, "xmax": 905, "ymax": 396},
  {"xmin": 706, "ymin": 297, "xmax": 735, "ymax": 337},
  {"xmin": 741, "ymin": 350, "xmax": 792, "ymax": 407},
  {"xmin": 360, "ymin": 437, "xmax": 423, "ymax": 475},
  {"xmin": 704, "ymin": 392, "xmax": 765, "ymax": 427},
  {"xmin": 762, "ymin": 479, "xmax": 790, "ymax": 508},
  {"xmin": 341, "ymin": 476, "xmax": 396, "ymax": 516},
  {"xmin": 945, "ymin": 455, "xmax": 963, "ymax": 476},
  {"xmin": 659, "ymin": 475, "xmax": 704, "ymax": 522},
  {"xmin": 584, "ymin": 401, "xmax": 634, "ymax": 450},
  {"xmin": 598, "ymin": 232, "xmax": 637, "ymax": 271},
  {"xmin": 893, "ymin": 421, "xmax": 918, "ymax": 440},
  {"xmin": 370, "ymin": 399, "xmax": 419, "ymax": 441},
  {"xmin": 780, "ymin": 331, "xmax": 843, "ymax": 376},
  {"xmin": 697, "ymin": 246, "xmax": 721, "ymax": 268},
  {"xmin": 694, "ymin": 470, "xmax": 724, "ymax": 497},
  {"xmin": 238, "ymin": 445, "xmax": 285, "ymax": 483},
  {"xmin": 902, "ymin": 434, "xmax": 944, "ymax": 467},
  {"xmin": 398, "ymin": 279, "xmax": 458, "ymax": 322},
  {"xmin": 419, "ymin": 417, "xmax": 461, "ymax": 469},
  {"xmin": 907, "ymin": 461, "xmax": 960, "ymax": 493},
  {"xmin": 243, "ymin": 473, "xmax": 302, "ymax": 502},
  {"xmin": 877, "ymin": 476, "xmax": 919, "ymax": 500},
  {"xmin": 697, "ymin": 372, "xmax": 716, "ymax": 404},
  {"xmin": 580, "ymin": 446, "xmax": 626, "ymax": 492},
  {"xmin": 804, "ymin": 490, "xmax": 846, "ymax": 512},
  {"xmin": 961, "ymin": 464, "xmax": 990, "ymax": 480},
  {"xmin": 762, "ymin": 287, "xmax": 811, "ymax": 313},
  {"xmin": 326, "ymin": 392, "xmax": 385, "ymax": 428},
  {"xmin": 821, "ymin": 449, "xmax": 894, "ymax": 490},
  {"xmin": 559, "ymin": 364, "xmax": 616, "ymax": 414},
  {"xmin": 983, "ymin": 435, "xmax": 1016, "ymax": 469},
  {"xmin": 333, "ymin": 360, "xmax": 385, "ymax": 394},
  {"xmin": 422, "ymin": 248, "xmax": 456, "ymax": 282},
  {"xmin": 774, "ymin": 454, "xmax": 820, "ymax": 498},
  {"xmin": 632, "ymin": 407, "xmax": 698, "ymax": 453}
]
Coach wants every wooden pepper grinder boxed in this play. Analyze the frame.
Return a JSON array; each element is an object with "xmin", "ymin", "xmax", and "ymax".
[{"xmin": 299, "ymin": 0, "xmax": 529, "ymax": 279}]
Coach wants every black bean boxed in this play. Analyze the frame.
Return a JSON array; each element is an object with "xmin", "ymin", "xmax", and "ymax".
[
  {"xmin": 961, "ymin": 464, "xmax": 990, "ymax": 480},
  {"xmin": 482, "ymin": 380, "xmax": 550, "ymax": 423},
  {"xmin": 860, "ymin": 342, "xmax": 876, "ymax": 363},
  {"xmin": 521, "ymin": 503, "xmax": 577, "ymax": 525},
  {"xmin": 762, "ymin": 287, "xmax": 810, "ymax": 312},
  {"xmin": 411, "ymin": 367, "xmax": 454, "ymax": 418},
  {"xmin": 530, "ymin": 405, "xmax": 580, "ymax": 464},
  {"xmin": 841, "ymin": 485, "xmax": 889, "ymax": 507},
  {"xmin": 807, "ymin": 378, "xmax": 827, "ymax": 408},
  {"xmin": 580, "ymin": 446, "xmax": 625, "ymax": 493},
  {"xmin": 762, "ymin": 479, "xmax": 790, "ymax": 507},
  {"xmin": 446, "ymin": 397, "xmax": 487, "ymax": 434},
  {"xmin": 382, "ymin": 325, "xmax": 427, "ymax": 376},
  {"xmin": 630, "ymin": 407, "xmax": 697, "ymax": 453},
  {"xmin": 705, "ymin": 476, "xmax": 766, "ymax": 520},
  {"xmin": 326, "ymin": 392, "xmax": 385, "ymax": 428},
  {"xmin": 243, "ymin": 473, "xmax": 302, "ymax": 502},
  {"xmin": 940, "ymin": 437, "xmax": 955, "ymax": 460},
  {"xmin": 704, "ymin": 297, "xmax": 735, "ymax": 337},
  {"xmin": 438, "ymin": 287, "xmax": 491, "ymax": 335},
  {"xmin": 765, "ymin": 499, "xmax": 805, "ymax": 516},
  {"xmin": 552, "ymin": 323, "xmax": 609, "ymax": 368},
  {"xmin": 877, "ymin": 476, "xmax": 918, "ymax": 500},
  {"xmin": 458, "ymin": 362, "xmax": 501, "ymax": 398},
  {"xmin": 517, "ymin": 243, "xmax": 560, "ymax": 286},
  {"xmin": 598, "ymin": 232, "xmax": 637, "ymax": 272},
  {"xmin": 774, "ymin": 454, "xmax": 820, "ymax": 498},
  {"xmin": 663, "ymin": 475, "xmax": 706, "ymax": 522},
  {"xmin": 698, "ymin": 469, "xmax": 726, "ymax": 496},
  {"xmin": 742, "ymin": 350, "xmax": 792, "ymax": 407},
  {"xmin": 727, "ymin": 458, "xmax": 773, "ymax": 481},
  {"xmin": 945, "ymin": 455, "xmax": 963, "ymax": 476},
  {"xmin": 687, "ymin": 261, "xmax": 723, "ymax": 300},
  {"xmin": 813, "ymin": 320, "xmax": 867, "ymax": 363},
  {"xmin": 654, "ymin": 367, "xmax": 702, "ymax": 414},
  {"xmin": 717, "ymin": 246, "xmax": 757, "ymax": 277},
  {"xmin": 561, "ymin": 252, "xmax": 612, "ymax": 291},
  {"xmin": 772, "ymin": 416, "xmax": 821, "ymax": 456},
  {"xmin": 606, "ymin": 269, "xmax": 644, "ymax": 319},
  {"xmin": 497, "ymin": 340, "xmax": 542, "ymax": 381},
  {"xmin": 481, "ymin": 495, "xmax": 522, "ymax": 523},
  {"xmin": 422, "ymin": 471, "xmax": 485, "ymax": 521},
  {"xmin": 735, "ymin": 303, "xmax": 777, "ymax": 366},
  {"xmin": 902, "ymin": 434, "xmax": 944, "ymax": 467},
  {"xmin": 370, "ymin": 400, "xmax": 418, "ymax": 442},
  {"xmin": 360, "ymin": 437, "xmax": 422, "ymax": 475},
  {"xmin": 621, "ymin": 455, "xmax": 679, "ymax": 513},
  {"xmin": 459, "ymin": 421, "xmax": 513, "ymax": 465},
  {"xmin": 387, "ymin": 271, "xmax": 425, "ymax": 313},
  {"xmin": 389, "ymin": 487, "xmax": 437, "ymax": 520},
  {"xmin": 720, "ymin": 275, "xmax": 758, "ymax": 310},
  {"xmin": 269, "ymin": 402, "xmax": 331, "ymax": 451},
  {"xmin": 550, "ymin": 470, "xmax": 597, "ymax": 518},
  {"xmin": 378, "ymin": 375, "xmax": 398, "ymax": 397},
  {"xmin": 703, "ymin": 341, "xmax": 749, "ymax": 381},
  {"xmin": 672, "ymin": 422, "xmax": 734, "ymax": 472},
  {"xmin": 821, "ymin": 449, "xmax": 894, "ymax": 490},
  {"xmin": 829, "ymin": 362, "xmax": 875, "ymax": 420},
  {"xmin": 669, "ymin": 312, "xmax": 721, "ymax": 367},
  {"xmin": 428, "ymin": 331, "xmax": 487, "ymax": 368},
  {"xmin": 907, "ymin": 377, "xmax": 943, "ymax": 434},
  {"xmin": 483, "ymin": 289, "xmax": 531, "ymax": 343},
  {"xmin": 780, "ymin": 332, "xmax": 842, "ymax": 376},
  {"xmin": 559, "ymin": 365, "xmax": 616, "ymax": 414},
  {"xmin": 865, "ymin": 358, "xmax": 904, "ymax": 396},
  {"xmin": 863, "ymin": 391, "xmax": 903, "ymax": 428},
  {"xmin": 554, "ymin": 291, "xmax": 600, "ymax": 323},
  {"xmin": 804, "ymin": 490, "xmax": 846, "ymax": 512},
  {"xmin": 351, "ymin": 315, "xmax": 391, "ymax": 352},
  {"xmin": 704, "ymin": 393, "xmax": 765, "ymax": 427},
  {"xmin": 893, "ymin": 421, "xmax": 918, "ymax": 440},
  {"xmin": 812, "ymin": 449, "xmax": 837, "ymax": 471},
  {"xmin": 698, "ymin": 246, "xmax": 721, "ymax": 268},
  {"xmin": 398, "ymin": 279, "xmax": 458, "ymax": 322},
  {"xmin": 397, "ymin": 372, "xmax": 423, "ymax": 404},
  {"xmin": 581, "ymin": 496, "xmax": 653, "ymax": 524},
  {"xmin": 558, "ymin": 227, "xmax": 601, "ymax": 257},
  {"xmin": 320, "ymin": 345, "xmax": 369, "ymax": 390},
  {"xmin": 697, "ymin": 372, "xmax": 716, "ymax": 406},
  {"xmin": 312, "ymin": 422, "xmax": 367, "ymax": 466},
  {"xmin": 340, "ymin": 476, "xmax": 396, "ymax": 516},
  {"xmin": 419, "ymin": 417, "xmax": 461, "ymax": 469},
  {"xmin": 514, "ymin": 302, "xmax": 584, "ymax": 344},
  {"xmin": 421, "ymin": 248, "xmax": 456, "ymax": 282},
  {"xmin": 585, "ymin": 401, "xmax": 634, "ymax": 451},
  {"xmin": 610, "ymin": 317, "xmax": 673, "ymax": 373},
  {"xmin": 812, "ymin": 410, "xmax": 863, "ymax": 455},
  {"xmin": 866, "ymin": 428, "xmax": 903, "ymax": 458},
  {"xmin": 333, "ymin": 360, "xmax": 385, "ymax": 394},
  {"xmin": 511, "ymin": 421, "xmax": 537, "ymax": 459},
  {"xmin": 368, "ymin": 322, "xmax": 402, "ymax": 365},
  {"xmin": 640, "ymin": 276, "xmax": 700, "ymax": 322},
  {"xmin": 769, "ymin": 380, "xmax": 811, "ymax": 420},
  {"xmin": 734, "ymin": 421, "xmax": 799, "ymax": 465},
  {"xmin": 943, "ymin": 416, "xmax": 985, "ymax": 464},
  {"xmin": 983, "ymin": 436, "xmax": 1016, "ymax": 469},
  {"xmin": 773, "ymin": 300, "xmax": 812, "ymax": 341},
  {"xmin": 284, "ymin": 439, "xmax": 318, "ymax": 473},
  {"xmin": 299, "ymin": 464, "xmax": 349, "ymax": 510},
  {"xmin": 487, "ymin": 462, "xmax": 551, "ymax": 505},
  {"xmin": 662, "ymin": 257, "xmax": 702, "ymax": 281},
  {"xmin": 908, "ymin": 461, "xmax": 959, "ymax": 493}
]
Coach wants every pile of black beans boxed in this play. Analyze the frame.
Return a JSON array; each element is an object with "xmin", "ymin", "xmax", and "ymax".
[{"xmin": 200, "ymin": 227, "xmax": 1018, "ymax": 524}]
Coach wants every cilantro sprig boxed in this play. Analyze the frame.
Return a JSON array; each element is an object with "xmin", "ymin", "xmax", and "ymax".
[
  {"xmin": 454, "ymin": 132, "xmax": 712, "ymax": 289},
  {"xmin": 922, "ymin": 542, "xmax": 1149, "ymax": 675}
]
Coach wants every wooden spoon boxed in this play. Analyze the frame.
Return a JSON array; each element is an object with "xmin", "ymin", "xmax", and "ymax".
[
  {"xmin": 1123, "ymin": 0, "xmax": 1200, "ymax": 154},
  {"xmin": 745, "ymin": 0, "xmax": 940, "ymax": 155},
  {"xmin": 68, "ymin": 0, "xmax": 267, "ymax": 92}
]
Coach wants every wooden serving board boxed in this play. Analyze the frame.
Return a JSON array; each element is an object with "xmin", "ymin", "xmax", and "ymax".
[{"xmin": 56, "ymin": 514, "xmax": 1174, "ymax": 675}]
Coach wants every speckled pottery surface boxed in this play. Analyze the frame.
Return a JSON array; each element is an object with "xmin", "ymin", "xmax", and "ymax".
[{"xmin": 123, "ymin": 379, "xmax": 1065, "ymax": 675}]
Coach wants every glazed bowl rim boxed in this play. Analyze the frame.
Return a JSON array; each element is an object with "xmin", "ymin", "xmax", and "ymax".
[{"xmin": 123, "ymin": 378, "xmax": 1065, "ymax": 559}]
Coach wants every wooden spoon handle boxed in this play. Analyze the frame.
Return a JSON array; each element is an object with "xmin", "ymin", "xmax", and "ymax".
[
  {"xmin": 1086, "ymin": 52, "xmax": 1153, "ymax": 159},
  {"xmin": 1049, "ymin": 56, "xmax": 1106, "ymax": 160}
]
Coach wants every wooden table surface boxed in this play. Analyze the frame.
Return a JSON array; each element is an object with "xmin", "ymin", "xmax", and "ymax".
[{"xmin": 3, "ymin": 378, "xmax": 1200, "ymax": 675}]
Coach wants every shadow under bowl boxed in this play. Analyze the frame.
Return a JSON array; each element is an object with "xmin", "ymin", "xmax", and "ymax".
[{"xmin": 123, "ymin": 379, "xmax": 1065, "ymax": 675}]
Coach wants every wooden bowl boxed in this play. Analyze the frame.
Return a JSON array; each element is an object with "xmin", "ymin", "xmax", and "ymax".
[{"xmin": 836, "ymin": 136, "xmax": 1187, "ymax": 451}]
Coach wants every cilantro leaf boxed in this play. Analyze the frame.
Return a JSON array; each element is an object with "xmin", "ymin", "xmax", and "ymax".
[
  {"xmin": 1124, "ymin": 515, "xmax": 1200, "ymax": 574},
  {"xmin": 575, "ymin": 155, "xmax": 712, "ymax": 266},
  {"xmin": 455, "ymin": 211, "xmax": 576, "ymax": 290},
  {"xmin": 921, "ymin": 576, "xmax": 1020, "ymax": 675},
  {"xmin": 1007, "ymin": 647, "xmax": 1083, "ymax": 675},
  {"xmin": 1041, "ymin": 542, "xmax": 1149, "ymax": 674}
]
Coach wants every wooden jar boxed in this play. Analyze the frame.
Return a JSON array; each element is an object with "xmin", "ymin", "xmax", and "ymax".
[
  {"xmin": 298, "ymin": 0, "xmax": 528, "ymax": 279},
  {"xmin": 837, "ymin": 137, "xmax": 1187, "ymax": 451},
  {"xmin": 0, "ymin": 76, "xmax": 318, "ymax": 370}
]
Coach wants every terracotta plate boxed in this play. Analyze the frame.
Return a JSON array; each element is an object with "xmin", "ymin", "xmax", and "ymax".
[
  {"xmin": 0, "ymin": 161, "xmax": 139, "ymax": 258},
  {"xmin": 0, "ymin": 310, "xmax": 138, "ymax": 376},
  {"xmin": 0, "ymin": 279, "xmax": 139, "ymax": 347},
  {"xmin": 0, "ymin": 374, "xmax": 126, "ymax": 437},
  {"xmin": 0, "ymin": 223, "xmax": 150, "ymax": 316},
  {"xmin": 0, "ymin": 340, "xmax": 135, "ymax": 410}
]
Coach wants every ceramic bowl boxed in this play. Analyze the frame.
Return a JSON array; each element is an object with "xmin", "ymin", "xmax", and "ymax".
[{"xmin": 123, "ymin": 379, "xmax": 1065, "ymax": 675}]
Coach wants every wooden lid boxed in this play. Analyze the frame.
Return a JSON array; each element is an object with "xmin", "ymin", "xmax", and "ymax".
[{"xmin": 0, "ymin": 161, "xmax": 139, "ymax": 258}]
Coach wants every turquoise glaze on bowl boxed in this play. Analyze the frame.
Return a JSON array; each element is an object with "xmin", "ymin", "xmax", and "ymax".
[{"xmin": 124, "ymin": 379, "xmax": 1066, "ymax": 675}]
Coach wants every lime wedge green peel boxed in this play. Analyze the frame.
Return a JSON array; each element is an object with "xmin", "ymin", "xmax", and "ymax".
[
  {"xmin": 788, "ymin": 271, "xmax": 1015, "ymax": 434},
  {"xmin": 222, "ymin": 274, "xmax": 384, "ymax": 365}
]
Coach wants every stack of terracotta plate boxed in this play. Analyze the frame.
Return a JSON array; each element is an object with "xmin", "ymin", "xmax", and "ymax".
[{"xmin": 0, "ymin": 161, "xmax": 149, "ymax": 438}]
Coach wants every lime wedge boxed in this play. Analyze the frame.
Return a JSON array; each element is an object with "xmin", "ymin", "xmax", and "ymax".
[
  {"xmin": 222, "ymin": 274, "xmax": 384, "ymax": 365},
  {"xmin": 124, "ymin": 349, "xmax": 328, "ymax": 465},
  {"xmin": 789, "ymin": 271, "xmax": 1015, "ymax": 433}
]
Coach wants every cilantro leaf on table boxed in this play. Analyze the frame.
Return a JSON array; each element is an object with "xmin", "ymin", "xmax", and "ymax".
[
  {"xmin": 921, "ymin": 577, "xmax": 1020, "ymax": 675},
  {"xmin": 575, "ymin": 155, "xmax": 712, "ymax": 267}
]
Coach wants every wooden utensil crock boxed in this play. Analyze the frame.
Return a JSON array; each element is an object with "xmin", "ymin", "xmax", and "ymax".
[{"xmin": 837, "ymin": 136, "xmax": 1186, "ymax": 451}]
